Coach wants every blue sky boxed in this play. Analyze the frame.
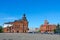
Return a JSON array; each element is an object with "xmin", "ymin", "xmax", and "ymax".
[{"xmin": 0, "ymin": 0, "xmax": 60, "ymax": 28}]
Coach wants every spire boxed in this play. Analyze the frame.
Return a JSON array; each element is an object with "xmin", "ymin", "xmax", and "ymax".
[
  {"xmin": 23, "ymin": 14, "xmax": 25, "ymax": 17},
  {"xmin": 22, "ymin": 13, "xmax": 27, "ymax": 21},
  {"xmin": 44, "ymin": 20, "xmax": 49, "ymax": 25}
]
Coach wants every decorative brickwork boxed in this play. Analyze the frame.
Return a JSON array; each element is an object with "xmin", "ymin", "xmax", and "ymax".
[
  {"xmin": 40, "ymin": 20, "xmax": 56, "ymax": 33},
  {"xmin": 3, "ymin": 14, "xmax": 29, "ymax": 33}
]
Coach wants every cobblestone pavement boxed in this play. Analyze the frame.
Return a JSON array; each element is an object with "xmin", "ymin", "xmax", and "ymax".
[{"xmin": 0, "ymin": 33, "xmax": 60, "ymax": 40}]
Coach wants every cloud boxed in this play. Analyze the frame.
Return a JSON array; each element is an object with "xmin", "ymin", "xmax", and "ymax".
[{"xmin": 0, "ymin": 17, "xmax": 18, "ymax": 20}]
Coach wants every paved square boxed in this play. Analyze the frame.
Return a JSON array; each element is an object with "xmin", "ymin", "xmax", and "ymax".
[{"xmin": 0, "ymin": 33, "xmax": 60, "ymax": 40}]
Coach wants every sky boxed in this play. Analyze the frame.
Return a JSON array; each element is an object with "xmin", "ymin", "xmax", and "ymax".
[{"xmin": 0, "ymin": 0, "xmax": 60, "ymax": 28}]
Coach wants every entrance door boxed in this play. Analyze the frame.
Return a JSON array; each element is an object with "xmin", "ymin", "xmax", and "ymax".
[{"xmin": 17, "ymin": 31, "xmax": 19, "ymax": 33}]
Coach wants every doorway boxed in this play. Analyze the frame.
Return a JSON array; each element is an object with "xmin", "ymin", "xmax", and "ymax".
[{"xmin": 17, "ymin": 31, "xmax": 19, "ymax": 33}]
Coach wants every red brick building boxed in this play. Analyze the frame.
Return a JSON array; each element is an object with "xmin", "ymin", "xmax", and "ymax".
[
  {"xmin": 3, "ymin": 14, "xmax": 29, "ymax": 33},
  {"xmin": 40, "ymin": 20, "xmax": 56, "ymax": 33}
]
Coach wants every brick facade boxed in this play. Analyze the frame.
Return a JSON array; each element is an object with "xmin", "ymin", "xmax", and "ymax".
[
  {"xmin": 40, "ymin": 20, "xmax": 56, "ymax": 33},
  {"xmin": 3, "ymin": 14, "xmax": 29, "ymax": 33}
]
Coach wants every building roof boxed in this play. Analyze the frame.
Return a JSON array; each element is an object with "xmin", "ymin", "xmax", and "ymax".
[{"xmin": 4, "ymin": 22, "xmax": 13, "ymax": 24}]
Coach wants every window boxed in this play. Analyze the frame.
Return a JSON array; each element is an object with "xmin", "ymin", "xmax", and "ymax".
[
  {"xmin": 12, "ymin": 27, "xmax": 13, "ymax": 29},
  {"xmin": 7, "ymin": 29, "xmax": 8, "ymax": 31}
]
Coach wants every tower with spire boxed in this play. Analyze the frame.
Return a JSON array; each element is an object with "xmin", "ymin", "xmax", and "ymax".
[
  {"xmin": 44, "ymin": 20, "xmax": 49, "ymax": 25},
  {"xmin": 22, "ymin": 14, "xmax": 27, "ymax": 21},
  {"xmin": 21, "ymin": 13, "xmax": 28, "ymax": 32}
]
